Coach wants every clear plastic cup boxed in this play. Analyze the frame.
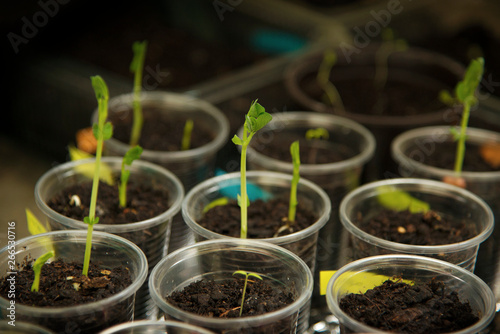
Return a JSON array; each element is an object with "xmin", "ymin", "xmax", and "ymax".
[
  {"xmin": 391, "ymin": 126, "xmax": 500, "ymax": 299},
  {"xmin": 0, "ymin": 231, "xmax": 147, "ymax": 333},
  {"xmin": 149, "ymin": 239, "xmax": 313, "ymax": 334},
  {"xmin": 93, "ymin": 91, "xmax": 230, "ymax": 254},
  {"xmin": 326, "ymin": 254, "xmax": 496, "ymax": 334},
  {"xmin": 35, "ymin": 157, "xmax": 183, "ymax": 319},
  {"xmin": 0, "ymin": 321, "xmax": 55, "ymax": 334},
  {"xmin": 99, "ymin": 320, "xmax": 215, "ymax": 334},
  {"xmin": 340, "ymin": 178, "xmax": 494, "ymax": 271},
  {"xmin": 182, "ymin": 171, "xmax": 331, "ymax": 272}
]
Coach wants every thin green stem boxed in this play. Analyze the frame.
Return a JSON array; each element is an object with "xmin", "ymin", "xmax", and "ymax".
[
  {"xmin": 181, "ymin": 119, "xmax": 194, "ymax": 151},
  {"xmin": 82, "ymin": 223, "xmax": 94, "ymax": 276},
  {"xmin": 130, "ymin": 41, "xmax": 147, "ymax": 146},
  {"xmin": 454, "ymin": 102, "xmax": 471, "ymax": 174}
]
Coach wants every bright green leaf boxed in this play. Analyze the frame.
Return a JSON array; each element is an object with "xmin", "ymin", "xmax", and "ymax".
[
  {"xmin": 377, "ymin": 185, "xmax": 430, "ymax": 213},
  {"xmin": 102, "ymin": 122, "xmax": 113, "ymax": 141},
  {"xmin": 455, "ymin": 57, "xmax": 484, "ymax": 103},
  {"xmin": 91, "ymin": 75, "xmax": 109, "ymax": 102},
  {"xmin": 203, "ymin": 197, "xmax": 229, "ymax": 214},
  {"xmin": 232, "ymin": 135, "xmax": 243, "ymax": 146},
  {"xmin": 123, "ymin": 146, "xmax": 143, "ymax": 165},
  {"xmin": 26, "ymin": 208, "xmax": 49, "ymax": 235}
]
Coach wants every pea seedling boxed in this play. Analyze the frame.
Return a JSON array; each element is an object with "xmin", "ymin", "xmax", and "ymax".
[
  {"xmin": 233, "ymin": 270, "xmax": 263, "ymax": 316},
  {"xmin": 232, "ymin": 100, "xmax": 272, "ymax": 238},
  {"xmin": 275, "ymin": 141, "xmax": 301, "ymax": 237},
  {"xmin": 317, "ymin": 50, "xmax": 345, "ymax": 110},
  {"xmin": 119, "ymin": 145, "xmax": 143, "ymax": 208},
  {"xmin": 129, "ymin": 40, "xmax": 148, "ymax": 147},
  {"xmin": 82, "ymin": 75, "xmax": 113, "ymax": 277},
  {"xmin": 181, "ymin": 119, "xmax": 194, "ymax": 151},
  {"xmin": 30, "ymin": 251, "xmax": 55, "ymax": 292},
  {"xmin": 440, "ymin": 57, "xmax": 484, "ymax": 177}
]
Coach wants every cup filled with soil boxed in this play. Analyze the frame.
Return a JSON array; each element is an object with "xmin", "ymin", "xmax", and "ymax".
[
  {"xmin": 93, "ymin": 91, "xmax": 230, "ymax": 253},
  {"xmin": 241, "ymin": 111, "xmax": 375, "ymax": 318},
  {"xmin": 326, "ymin": 254, "xmax": 496, "ymax": 334},
  {"xmin": 149, "ymin": 239, "xmax": 313, "ymax": 334},
  {"xmin": 339, "ymin": 178, "xmax": 493, "ymax": 271},
  {"xmin": 391, "ymin": 126, "xmax": 500, "ymax": 297},
  {"xmin": 284, "ymin": 45, "xmax": 465, "ymax": 180},
  {"xmin": 99, "ymin": 320, "xmax": 215, "ymax": 334},
  {"xmin": 0, "ymin": 230, "xmax": 148, "ymax": 333},
  {"xmin": 35, "ymin": 157, "xmax": 184, "ymax": 319}
]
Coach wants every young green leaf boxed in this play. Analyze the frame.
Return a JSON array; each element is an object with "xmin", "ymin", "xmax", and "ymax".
[
  {"xmin": 26, "ymin": 208, "xmax": 49, "ymax": 235},
  {"xmin": 68, "ymin": 145, "xmax": 115, "ymax": 185},
  {"xmin": 119, "ymin": 145, "xmax": 143, "ymax": 208},
  {"xmin": 31, "ymin": 251, "xmax": 55, "ymax": 292},
  {"xmin": 202, "ymin": 197, "xmax": 229, "ymax": 214},
  {"xmin": 83, "ymin": 75, "xmax": 112, "ymax": 277},
  {"xmin": 181, "ymin": 119, "xmax": 194, "ymax": 151},
  {"xmin": 234, "ymin": 100, "xmax": 272, "ymax": 239},
  {"xmin": 129, "ymin": 40, "xmax": 148, "ymax": 147},
  {"xmin": 288, "ymin": 141, "xmax": 300, "ymax": 223},
  {"xmin": 306, "ymin": 128, "xmax": 329, "ymax": 140},
  {"xmin": 233, "ymin": 270, "xmax": 263, "ymax": 316}
]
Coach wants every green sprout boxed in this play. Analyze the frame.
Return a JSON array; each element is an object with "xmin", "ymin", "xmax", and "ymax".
[
  {"xmin": 274, "ymin": 141, "xmax": 301, "ymax": 237},
  {"xmin": 181, "ymin": 119, "xmax": 194, "ymax": 151},
  {"xmin": 232, "ymin": 100, "xmax": 272, "ymax": 239},
  {"xmin": 119, "ymin": 145, "xmax": 143, "ymax": 208},
  {"xmin": 31, "ymin": 251, "xmax": 55, "ymax": 292},
  {"xmin": 317, "ymin": 50, "xmax": 345, "ymax": 110},
  {"xmin": 288, "ymin": 140, "xmax": 300, "ymax": 224},
  {"xmin": 439, "ymin": 58, "xmax": 484, "ymax": 175},
  {"xmin": 374, "ymin": 28, "xmax": 408, "ymax": 91},
  {"xmin": 129, "ymin": 40, "xmax": 148, "ymax": 147},
  {"xmin": 377, "ymin": 185, "xmax": 429, "ymax": 214},
  {"xmin": 306, "ymin": 127, "xmax": 329, "ymax": 164},
  {"xmin": 233, "ymin": 270, "xmax": 263, "ymax": 316},
  {"xmin": 82, "ymin": 75, "xmax": 113, "ymax": 277}
]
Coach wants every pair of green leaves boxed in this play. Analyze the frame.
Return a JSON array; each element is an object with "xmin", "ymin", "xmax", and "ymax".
[{"xmin": 232, "ymin": 100, "xmax": 272, "ymax": 146}]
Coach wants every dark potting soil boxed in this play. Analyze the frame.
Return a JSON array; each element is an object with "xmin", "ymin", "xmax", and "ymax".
[
  {"xmin": 109, "ymin": 107, "xmax": 215, "ymax": 151},
  {"xmin": 300, "ymin": 69, "xmax": 448, "ymax": 117},
  {"xmin": 197, "ymin": 197, "xmax": 317, "ymax": 238},
  {"xmin": 252, "ymin": 134, "xmax": 356, "ymax": 165},
  {"xmin": 357, "ymin": 209, "xmax": 477, "ymax": 245},
  {"xmin": 0, "ymin": 259, "xmax": 132, "ymax": 307},
  {"xmin": 339, "ymin": 278, "xmax": 479, "ymax": 333},
  {"xmin": 414, "ymin": 140, "xmax": 500, "ymax": 172},
  {"xmin": 47, "ymin": 179, "xmax": 170, "ymax": 224},
  {"xmin": 166, "ymin": 276, "xmax": 295, "ymax": 318}
]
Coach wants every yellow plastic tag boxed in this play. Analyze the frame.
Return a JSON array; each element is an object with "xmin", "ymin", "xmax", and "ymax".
[{"xmin": 320, "ymin": 270, "xmax": 414, "ymax": 295}]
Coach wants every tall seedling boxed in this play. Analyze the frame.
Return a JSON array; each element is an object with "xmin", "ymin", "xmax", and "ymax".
[
  {"xmin": 83, "ymin": 75, "xmax": 113, "ymax": 276},
  {"xmin": 232, "ymin": 100, "xmax": 272, "ymax": 238},
  {"xmin": 129, "ymin": 40, "xmax": 148, "ymax": 147}
]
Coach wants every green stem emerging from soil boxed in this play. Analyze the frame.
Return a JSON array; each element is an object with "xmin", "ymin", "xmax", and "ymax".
[
  {"xmin": 288, "ymin": 141, "xmax": 300, "ymax": 223},
  {"xmin": 233, "ymin": 270, "xmax": 263, "ymax": 316},
  {"xmin": 181, "ymin": 119, "xmax": 194, "ymax": 151},
  {"xmin": 30, "ymin": 251, "xmax": 55, "ymax": 292}
]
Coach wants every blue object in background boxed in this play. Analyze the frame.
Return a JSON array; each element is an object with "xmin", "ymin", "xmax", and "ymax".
[
  {"xmin": 250, "ymin": 29, "xmax": 307, "ymax": 55},
  {"xmin": 215, "ymin": 169, "xmax": 272, "ymax": 201}
]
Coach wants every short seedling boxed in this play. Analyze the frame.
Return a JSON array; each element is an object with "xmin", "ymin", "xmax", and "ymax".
[
  {"xmin": 233, "ymin": 270, "xmax": 263, "ymax": 316},
  {"xmin": 82, "ymin": 75, "xmax": 113, "ymax": 277},
  {"xmin": 129, "ymin": 40, "xmax": 148, "ymax": 147},
  {"xmin": 118, "ymin": 145, "xmax": 143, "ymax": 208},
  {"xmin": 30, "ymin": 251, "xmax": 55, "ymax": 292},
  {"xmin": 305, "ymin": 127, "xmax": 329, "ymax": 164},
  {"xmin": 181, "ymin": 119, "xmax": 194, "ymax": 151},
  {"xmin": 232, "ymin": 100, "xmax": 272, "ymax": 239},
  {"xmin": 377, "ymin": 185, "xmax": 429, "ymax": 214},
  {"xmin": 275, "ymin": 141, "xmax": 300, "ymax": 237},
  {"xmin": 317, "ymin": 49, "xmax": 345, "ymax": 110}
]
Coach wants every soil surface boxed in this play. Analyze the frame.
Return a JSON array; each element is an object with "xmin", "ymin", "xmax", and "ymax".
[
  {"xmin": 0, "ymin": 259, "xmax": 132, "ymax": 307},
  {"xmin": 198, "ymin": 197, "xmax": 317, "ymax": 238},
  {"xmin": 339, "ymin": 278, "xmax": 479, "ymax": 333},
  {"xmin": 357, "ymin": 209, "xmax": 477, "ymax": 245},
  {"xmin": 415, "ymin": 141, "xmax": 500, "ymax": 172},
  {"xmin": 109, "ymin": 107, "xmax": 215, "ymax": 151},
  {"xmin": 166, "ymin": 276, "xmax": 295, "ymax": 318},
  {"xmin": 47, "ymin": 179, "xmax": 170, "ymax": 224}
]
